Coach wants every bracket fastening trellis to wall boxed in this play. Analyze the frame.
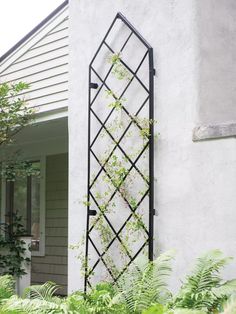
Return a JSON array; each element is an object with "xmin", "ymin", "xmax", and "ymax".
[{"xmin": 85, "ymin": 12, "xmax": 155, "ymax": 291}]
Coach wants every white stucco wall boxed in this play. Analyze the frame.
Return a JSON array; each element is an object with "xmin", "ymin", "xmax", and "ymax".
[
  {"xmin": 197, "ymin": 0, "xmax": 236, "ymax": 125},
  {"xmin": 68, "ymin": 0, "xmax": 236, "ymax": 293}
]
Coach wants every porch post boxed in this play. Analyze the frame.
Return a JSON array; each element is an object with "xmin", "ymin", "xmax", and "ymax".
[
  {"xmin": 16, "ymin": 235, "xmax": 31, "ymax": 296},
  {"xmin": 68, "ymin": 0, "xmax": 88, "ymax": 293}
]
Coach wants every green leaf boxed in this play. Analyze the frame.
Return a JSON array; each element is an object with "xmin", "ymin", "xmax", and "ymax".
[
  {"xmin": 142, "ymin": 304, "xmax": 166, "ymax": 314},
  {"xmin": 117, "ymin": 251, "xmax": 174, "ymax": 312},
  {"xmin": 173, "ymin": 250, "xmax": 234, "ymax": 311}
]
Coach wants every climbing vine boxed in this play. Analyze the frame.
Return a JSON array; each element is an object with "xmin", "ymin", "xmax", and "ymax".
[{"xmin": 72, "ymin": 47, "xmax": 156, "ymax": 286}]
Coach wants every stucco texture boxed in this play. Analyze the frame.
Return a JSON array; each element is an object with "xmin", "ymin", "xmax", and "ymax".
[
  {"xmin": 197, "ymin": 0, "xmax": 236, "ymax": 125},
  {"xmin": 68, "ymin": 0, "xmax": 236, "ymax": 292}
]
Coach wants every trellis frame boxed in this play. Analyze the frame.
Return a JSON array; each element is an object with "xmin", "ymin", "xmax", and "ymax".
[{"xmin": 85, "ymin": 12, "xmax": 155, "ymax": 291}]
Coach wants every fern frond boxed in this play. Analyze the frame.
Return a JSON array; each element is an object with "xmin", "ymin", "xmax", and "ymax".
[
  {"xmin": 142, "ymin": 303, "xmax": 166, "ymax": 314},
  {"xmin": 117, "ymin": 250, "xmax": 174, "ymax": 313},
  {"xmin": 173, "ymin": 250, "xmax": 235, "ymax": 311},
  {"xmin": 23, "ymin": 281, "xmax": 60, "ymax": 301},
  {"xmin": 2, "ymin": 295, "xmax": 68, "ymax": 313},
  {"xmin": 0, "ymin": 275, "xmax": 15, "ymax": 300},
  {"xmin": 66, "ymin": 283, "xmax": 126, "ymax": 314},
  {"xmin": 212, "ymin": 279, "xmax": 236, "ymax": 298}
]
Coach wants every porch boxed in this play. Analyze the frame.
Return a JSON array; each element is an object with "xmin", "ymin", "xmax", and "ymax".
[{"xmin": 0, "ymin": 117, "xmax": 68, "ymax": 295}]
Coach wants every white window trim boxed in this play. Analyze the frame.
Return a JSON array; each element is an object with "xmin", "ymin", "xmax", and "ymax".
[
  {"xmin": 1, "ymin": 156, "xmax": 46, "ymax": 257},
  {"xmin": 1, "ymin": 175, "xmax": 6, "ymax": 235},
  {"xmin": 34, "ymin": 156, "xmax": 46, "ymax": 257}
]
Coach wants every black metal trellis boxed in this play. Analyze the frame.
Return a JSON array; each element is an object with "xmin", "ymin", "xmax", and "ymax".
[{"xmin": 85, "ymin": 12, "xmax": 155, "ymax": 291}]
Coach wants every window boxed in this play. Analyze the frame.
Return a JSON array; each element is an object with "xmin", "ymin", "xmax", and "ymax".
[{"xmin": 5, "ymin": 159, "xmax": 45, "ymax": 256}]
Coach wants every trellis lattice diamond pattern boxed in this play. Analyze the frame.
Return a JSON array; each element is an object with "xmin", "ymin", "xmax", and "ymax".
[{"xmin": 85, "ymin": 12, "xmax": 155, "ymax": 291}]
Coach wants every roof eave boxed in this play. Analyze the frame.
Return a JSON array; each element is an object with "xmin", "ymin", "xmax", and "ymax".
[{"xmin": 0, "ymin": 0, "xmax": 69, "ymax": 63}]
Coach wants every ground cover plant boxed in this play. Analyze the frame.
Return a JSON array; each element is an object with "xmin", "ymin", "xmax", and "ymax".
[{"xmin": 1, "ymin": 250, "xmax": 236, "ymax": 313}]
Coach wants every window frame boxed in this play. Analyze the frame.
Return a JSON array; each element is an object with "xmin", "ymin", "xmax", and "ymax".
[{"xmin": 1, "ymin": 156, "xmax": 46, "ymax": 257}]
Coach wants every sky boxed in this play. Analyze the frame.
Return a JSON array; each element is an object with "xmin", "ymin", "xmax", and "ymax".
[{"xmin": 0, "ymin": 0, "xmax": 63, "ymax": 56}]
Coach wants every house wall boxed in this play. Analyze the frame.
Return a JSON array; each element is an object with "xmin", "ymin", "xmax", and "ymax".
[
  {"xmin": 31, "ymin": 153, "xmax": 68, "ymax": 295},
  {"xmin": 68, "ymin": 0, "xmax": 236, "ymax": 293},
  {"xmin": 197, "ymin": 0, "xmax": 236, "ymax": 125},
  {"xmin": 0, "ymin": 6, "xmax": 68, "ymax": 120}
]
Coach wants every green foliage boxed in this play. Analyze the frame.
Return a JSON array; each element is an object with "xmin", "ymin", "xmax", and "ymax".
[
  {"xmin": 108, "ymin": 53, "xmax": 131, "ymax": 80},
  {"xmin": 142, "ymin": 304, "xmax": 168, "ymax": 314},
  {"xmin": 117, "ymin": 251, "xmax": 174, "ymax": 313},
  {"xmin": 0, "ymin": 275, "xmax": 15, "ymax": 301},
  {"xmin": 172, "ymin": 309, "xmax": 207, "ymax": 314},
  {"xmin": 1, "ymin": 296, "xmax": 67, "ymax": 314},
  {"xmin": 2, "ymin": 159, "xmax": 40, "ymax": 181},
  {"xmin": 0, "ymin": 213, "xmax": 30, "ymax": 278},
  {"xmin": 2, "ymin": 281, "xmax": 65, "ymax": 314},
  {"xmin": 173, "ymin": 250, "xmax": 236, "ymax": 312},
  {"xmin": 73, "ymin": 46, "xmax": 157, "ymax": 283},
  {"xmin": 22, "ymin": 281, "xmax": 60, "ymax": 301},
  {"xmin": 0, "ymin": 81, "xmax": 37, "ymax": 279},
  {"xmin": 105, "ymin": 89, "xmax": 126, "ymax": 110},
  {"xmin": 67, "ymin": 282, "xmax": 126, "ymax": 313},
  {"xmin": 2, "ymin": 282, "xmax": 126, "ymax": 313},
  {"xmin": 0, "ymin": 81, "xmax": 37, "ymax": 183},
  {"xmin": 104, "ymin": 154, "xmax": 129, "ymax": 188},
  {"xmin": 0, "ymin": 81, "xmax": 34, "ymax": 147},
  {"xmin": 1, "ymin": 250, "xmax": 236, "ymax": 313}
]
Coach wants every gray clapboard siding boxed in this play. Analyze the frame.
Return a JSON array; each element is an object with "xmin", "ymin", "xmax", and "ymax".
[
  {"xmin": 45, "ymin": 246, "xmax": 68, "ymax": 256},
  {"xmin": 32, "ymin": 256, "xmax": 67, "ymax": 265},
  {"xmin": 2, "ymin": 64, "xmax": 68, "ymax": 84},
  {"xmin": 46, "ymin": 237, "xmax": 68, "ymax": 246},
  {"xmin": 33, "ymin": 100, "xmax": 68, "ymax": 114},
  {"xmin": 46, "ymin": 190, "xmax": 68, "ymax": 201},
  {"xmin": 32, "ymin": 36, "xmax": 68, "ymax": 51},
  {"xmin": 46, "ymin": 227, "xmax": 68, "ymax": 237},
  {"xmin": 41, "ymin": 28, "xmax": 68, "ymax": 45},
  {"xmin": 0, "ymin": 9, "xmax": 68, "ymax": 118},
  {"xmin": 17, "ymin": 48, "xmax": 68, "ymax": 67},
  {"xmin": 31, "ymin": 273, "xmax": 67, "ymax": 286},
  {"xmin": 50, "ymin": 26, "xmax": 68, "ymax": 36},
  {"xmin": 31, "ymin": 153, "xmax": 68, "ymax": 295},
  {"xmin": 51, "ymin": 17, "xmax": 68, "ymax": 32},
  {"xmin": 28, "ymin": 91, "xmax": 68, "ymax": 110},
  {"xmin": 47, "ymin": 200, "xmax": 68, "ymax": 209},
  {"xmin": 47, "ymin": 210, "xmax": 68, "ymax": 219},
  {"xmin": 1, "ymin": 17, "xmax": 68, "ymax": 69},
  {"xmin": 32, "ymin": 263, "xmax": 67, "ymax": 275},
  {"xmin": 46, "ymin": 218, "xmax": 68, "ymax": 228},
  {"xmin": 13, "ymin": 47, "xmax": 68, "ymax": 68},
  {"xmin": 31, "ymin": 18, "xmax": 68, "ymax": 50},
  {"xmin": 25, "ymin": 82, "xmax": 68, "ymax": 102},
  {"xmin": 2, "ymin": 55, "xmax": 68, "ymax": 77},
  {"xmin": 21, "ymin": 74, "xmax": 68, "ymax": 93}
]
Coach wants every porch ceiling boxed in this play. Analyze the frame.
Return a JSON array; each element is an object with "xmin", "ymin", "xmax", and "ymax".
[{"xmin": 14, "ymin": 117, "xmax": 68, "ymax": 145}]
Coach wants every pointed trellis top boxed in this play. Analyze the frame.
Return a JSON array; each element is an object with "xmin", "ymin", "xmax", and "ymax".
[
  {"xmin": 85, "ymin": 12, "xmax": 155, "ymax": 291},
  {"xmin": 90, "ymin": 12, "xmax": 153, "ymax": 66}
]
